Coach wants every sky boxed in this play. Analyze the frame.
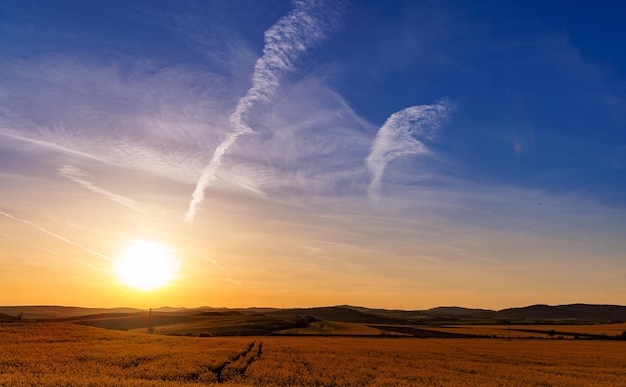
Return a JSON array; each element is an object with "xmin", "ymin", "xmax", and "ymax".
[{"xmin": 0, "ymin": 0, "xmax": 625, "ymax": 310}]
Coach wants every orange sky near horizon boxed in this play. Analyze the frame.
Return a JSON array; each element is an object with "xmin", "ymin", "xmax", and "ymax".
[
  {"xmin": 2, "ymin": 1, "xmax": 626, "ymax": 311},
  {"xmin": 1, "ymin": 182, "xmax": 624, "ymax": 310}
]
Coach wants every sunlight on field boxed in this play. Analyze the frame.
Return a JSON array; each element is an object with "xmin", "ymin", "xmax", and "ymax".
[
  {"xmin": 0, "ymin": 323, "xmax": 255, "ymax": 386},
  {"xmin": 2, "ymin": 323, "xmax": 626, "ymax": 386}
]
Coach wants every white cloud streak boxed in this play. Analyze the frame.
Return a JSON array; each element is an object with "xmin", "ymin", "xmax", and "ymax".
[
  {"xmin": 366, "ymin": 101, "xmax": 449, "ymax": 200},
  {"xmin": 0, "ymin": 230, "xmax": 59, "ymax": 255},
  {"xmin": 184, "ymin": 0, "xmax": 342, "ymax": 223},
  {"xmin": 201, "ymin": 255, "xmax": 225, "ymax": 271},
  {"xmin": 0, "ymin": 231, "xmax": 20, "ymax": 242},
  {"xmin": 0, "ymin": 210, "xmax": 114, "ymax": 262},
  {"xmin": 58, "ymin": 165, "xmax": 141, "ymax": 211},
  {"xmin": 0, "ymin": 59, "xmax": 220, "ymax": 185}
]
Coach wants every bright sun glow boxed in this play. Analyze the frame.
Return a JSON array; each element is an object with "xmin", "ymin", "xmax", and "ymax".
[{"xmin": 115, "ymin": 240, "xmax": 177, "ymax": 290}]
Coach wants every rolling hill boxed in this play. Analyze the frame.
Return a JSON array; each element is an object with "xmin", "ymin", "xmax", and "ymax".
[
  {"xmin": 496, "ymin": 304, "xmax": 626, "ymax": 321},
  {"xmin": 0, "ymin": 306, "xmax": 143, "ymax": 320},
  {"xmin": 2, "ymin": 303, "xmax": 625, "ymax": 337}
]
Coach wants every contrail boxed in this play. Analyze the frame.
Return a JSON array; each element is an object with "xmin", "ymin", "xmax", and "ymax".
[
  {"xmin": 366, "ymin": 101, "xmax": 449, "ymax": 200},
  {"xmin": 201, "ymin": 255, "xmax": 225, "ymax": 271},
  {"xmin": 0, "ymin": 131, "xmax": 105, "ymax": 163},
  {"xmin": 59, "ymin": 165, "xmax": 141, "ymax": 211},
  {"xmin": 0, "ymin": 231, "xmax": 20, "ymax": 242},
  {"xmin": 0, "ymin": 230, "xmax": 59, "ymax": 255},
  {"xmin": 185, "ymin": 0, "xmax": 342, "ymax": 223},
  {"xmin": 0, "ymin": 210, "xmax": 114, "ymax": 262}
]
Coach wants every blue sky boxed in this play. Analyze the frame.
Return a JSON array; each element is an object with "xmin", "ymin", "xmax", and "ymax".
[{"xmin": 0, "ymin": 0, "xmax": 625, "ymax": 309}]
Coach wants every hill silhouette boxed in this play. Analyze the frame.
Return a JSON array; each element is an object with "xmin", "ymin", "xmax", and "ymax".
[
  {"xmin": 2, "ymin": 303, "xmax": 625, "ymax": 336},
  {"xmin": 496, "ymin": 304, "xmax": 626, "ymax": 321},
  {"xmin": 263, "ymin": 306, "xmax": 401, "ymax": 323},
  {"xmin": 341, "ymin": 304, "xmax": 626, "ymax": 322}
]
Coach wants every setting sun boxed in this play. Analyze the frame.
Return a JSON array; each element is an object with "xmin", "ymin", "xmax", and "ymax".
[{"xmin": 115, "ymin": 240, "xmax": 178, "ymax": 290}]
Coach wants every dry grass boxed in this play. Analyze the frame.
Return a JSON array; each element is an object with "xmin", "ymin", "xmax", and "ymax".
[
  {"xmin": 0, "ymin": 323, "xmax": 257, "ymax": 386},
  {"xmin": 248, "ymin": 337, "xmax": 626, "ymax": 386},
  {"xmin": 2, "ymin": 322, "xmax": 626, "ymax": 386}
]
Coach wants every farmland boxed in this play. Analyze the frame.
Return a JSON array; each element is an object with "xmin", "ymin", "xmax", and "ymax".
[{"xmin": 2, "ymin": 323, "xmax": 626, "ymax": 386}]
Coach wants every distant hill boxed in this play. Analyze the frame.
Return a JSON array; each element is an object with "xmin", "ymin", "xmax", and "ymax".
[
  {"xmin": 264, "ymin": 306, "xmax": 402, "ymax": 324},
  {"xmin": 423, "ymin": 306, "xmax": 496, "ymax": 318},
  {"xmin": 338, "ymin": 305, "xmax": 427, "ymax": 320},
  {"xmin": 2, "ymin": 303, "xmax": 625, "ymax": 325},
  {"xmin": 0, "ymin": 306, "xmax": 144, "ymax": 320},
  {"xmin": 496, "ymin": 304, "xmax": 626, "ymax": 321},
  {"xmin": 341, "ymin": 304, "xmax": 626, "ymax": 322},
  {"xmin": 339, "ymin": 305, "xmax": 496, "ymax": 321},
  {"xmin": 52, "ymin": 312, "xmax": 191, "ymax": 331}
]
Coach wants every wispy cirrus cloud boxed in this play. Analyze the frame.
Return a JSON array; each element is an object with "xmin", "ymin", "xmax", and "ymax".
[
  {"xmin": 184, "ymin": 0, "xmax": 344, "ymax": 223},
  {"xmin": 366, "ymin": 101, "xmax": 450, "ymax": 200},
  {"xmin": 0, "ymin": 231, "xmax": 20, "ymax": 242},
  {"xmin": 0, "ymin": 210, "xmax": 113, "ymax": 262},
  {"xmin": 58, "ymin": 165, "xmax": 140, "ymax": 211},
  {"xmin": 0, "ymin": 230, "xmax": 59, "ymax": 256},
  {"xmin": 0, "ymin": 58, "xmax": 225, "ymax": 184},
  {"xmin": 0, "ymin": 55, "xmax": 370, "ymax": 205},
  {"xmin": 201, "ymin": 255, "xmax": 225, "ymax": 271},
  {"xmin": 213, "ymin": 78, "xmax": 374, "ymax": 197}
]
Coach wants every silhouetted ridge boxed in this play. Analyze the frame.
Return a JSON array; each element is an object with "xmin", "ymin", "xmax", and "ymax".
[
  {"xmin": 423, "ymin": 307, "xmax": 496, "ymax": 318},
  {"xmin": 2, "ymin": 303, "xmax": 625, "ymax": 324},
  {"xmin": 195, "ymin": 311, "xmax": 243, "ymax": 317},
  {"xmin": 496, "ymin": 304, "xmax": 626, "ymax": 321},
  {"xmin": 265, "ymin": 306, "xmax": 401, "ymax": 323}
]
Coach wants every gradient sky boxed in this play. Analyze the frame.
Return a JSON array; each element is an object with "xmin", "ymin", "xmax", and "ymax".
[{"xmin": 1, "ymin": 0, "xmax": 625, "ymax": 310}]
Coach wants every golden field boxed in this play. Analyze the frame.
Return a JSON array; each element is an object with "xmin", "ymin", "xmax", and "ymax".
[{"xmin": 1, "ymin": 323, "xmax": 626, "ymax": 386}]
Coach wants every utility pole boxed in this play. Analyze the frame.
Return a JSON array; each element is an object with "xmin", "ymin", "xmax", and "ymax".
[{"xmin": 147, "ymin": 308, "xmax": 154, "ymax": 334}]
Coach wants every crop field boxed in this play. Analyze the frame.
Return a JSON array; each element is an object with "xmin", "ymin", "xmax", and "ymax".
[{"xmin": 2, "ymin": 323, "xmax": 626, "ymax": 386}]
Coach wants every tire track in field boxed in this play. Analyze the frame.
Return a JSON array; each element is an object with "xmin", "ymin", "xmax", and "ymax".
[{"xmin": 213, "ymin": 340, "xmax": 263, "ymax": 383}]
